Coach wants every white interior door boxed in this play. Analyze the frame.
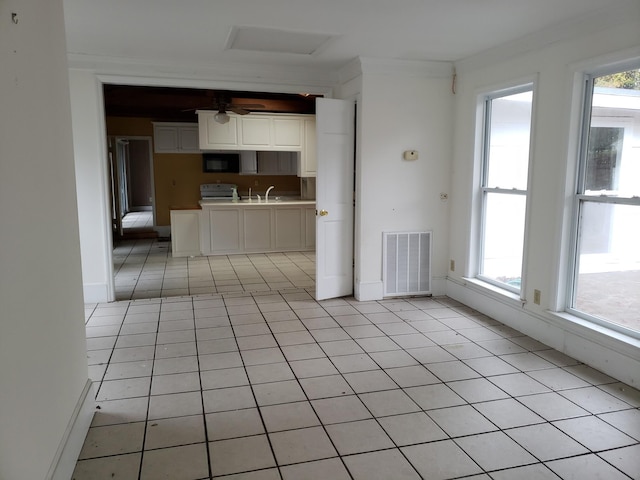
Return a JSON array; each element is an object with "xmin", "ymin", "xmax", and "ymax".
[{"xmin": 315, "ymin": 98, "xmax": 355, "ymax": 300}]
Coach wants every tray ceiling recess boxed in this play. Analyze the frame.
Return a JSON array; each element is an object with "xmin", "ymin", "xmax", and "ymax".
[{"xmin": 225, "ymin": 26, "xmax": 335, "ymax": 55}]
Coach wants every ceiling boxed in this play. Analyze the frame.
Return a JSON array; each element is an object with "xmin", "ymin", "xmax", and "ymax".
[
  {"xmin": 63, "ymin": 0, "xmax": 635, "ymax": 119},
  {"xmin": 103, "ymin": 85, "xmax": 319, "ymax": 121}
]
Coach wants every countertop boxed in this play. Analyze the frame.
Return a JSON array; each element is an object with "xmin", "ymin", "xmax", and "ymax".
[{"xmin": 198, "ymin": 198, "xmax": 315, "ymax": 207}]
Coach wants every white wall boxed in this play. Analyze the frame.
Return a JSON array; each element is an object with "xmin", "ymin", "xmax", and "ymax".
[
  {"xmin": 0, "ymin": 1, "xmax": 93, "ymax": 478},
  {"xmin": 354, "ymin": 60, "xmax": 453, "ymax": 300},
  {"xmin": 448, "ymin": 3, "xmax": 640, "ymax": 385},
  {"xmin": 69, "ymin": 70, "xmax": 114, "ymax": 303}
]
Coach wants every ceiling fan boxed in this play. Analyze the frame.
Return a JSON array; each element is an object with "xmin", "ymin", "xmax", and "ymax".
[{"xmin": 186, "ymin": 92, "xmax": 265, "ymax": 124}]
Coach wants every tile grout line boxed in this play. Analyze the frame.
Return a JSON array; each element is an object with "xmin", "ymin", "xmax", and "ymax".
[{"xmin": 190, "ymin": 297, "xmax": 215, "ymax": 480}]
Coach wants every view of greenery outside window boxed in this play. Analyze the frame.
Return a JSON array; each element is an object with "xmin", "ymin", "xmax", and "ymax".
[
  {"xmin": 571, "ymin": 67, "xmax": 640, "ymax": 334},
  {"xmin": 478, "ymin": 87, "xmax": 533, "ymax": 293}
]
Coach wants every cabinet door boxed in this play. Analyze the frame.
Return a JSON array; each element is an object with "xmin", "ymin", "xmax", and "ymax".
[
  {"xmin": 240, "ymin": 151, "xmax": 257, "ymax": 174},
  {"xmin": 154, "ymin": 125, "xmax": 179, "ymax": 153},
  {"xmin": 277, "ymin": 152, "xmax": 298, "ymax": 175},
  {"xmin": 244, "ymin": 208, "xmax": 273, "ymax": 251},
  {"xmin": 257, "ymin": 151, "xmax": 279, "ymax": 174},
  {"xmin": 275, "ymin": 208, "xmax": 303, "ymax": 249},
  {"xmin": 304, "ymin": 207, "xmax": 316, "ymax": 249},
  {"xmin": 178, "ymin": 126, "xmax": 200, "ymax": 152},
  {"xmin": 239, "ymin": 117, "xmax": 271, "ymax": 148},
  {"xmin": 299, "ymin": 117, "xmax": 317, "ymax": 177},
  {"xmin": 272, "ymin": 117, "xmax": 303, "ymax": 149},
  {"xmin": 170, "ymin": 210, "xmax": 201, "ymax": 257},
  {"xmin": 198, "ymin": 112, "xmax": 239, "ymax": 149},
  {"xmin": 209, "ymin": 209, "xmax": 243, "ymax": 254}
]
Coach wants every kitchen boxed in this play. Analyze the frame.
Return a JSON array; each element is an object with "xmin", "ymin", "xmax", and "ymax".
[{"xmin": 106, "ymin": 86, "xmax": 352, "ymax": 300}]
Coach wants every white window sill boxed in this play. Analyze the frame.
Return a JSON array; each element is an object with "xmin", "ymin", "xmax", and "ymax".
[{"xmin": 460, "ymin": 277, "xmax": 524, "ymax": 306}]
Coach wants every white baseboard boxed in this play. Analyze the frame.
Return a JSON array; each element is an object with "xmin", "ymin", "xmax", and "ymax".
[
  {"xmin": 83, "ymin": 283, "xmax": 110, "ymax": 304},
  {"xmin": 355, "ymin": 280, "xmax": 384, "ymax": 301},
  {"xmin": 446, "ymin": 278, "xmax": 640, "ymax": 387},
  {"xmin": 48, "ymin": 380, "xmax": 96, "ymax": 480}
]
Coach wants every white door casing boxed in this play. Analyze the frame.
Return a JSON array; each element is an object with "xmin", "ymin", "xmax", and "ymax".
[{"xmin": 315, "ymin": 98, "xmax": 355, "ymax": 300}]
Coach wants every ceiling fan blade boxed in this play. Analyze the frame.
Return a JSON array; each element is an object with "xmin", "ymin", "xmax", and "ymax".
[
  {"xmin": 229, "ymin": 103, "xmax": 265, "ymax": 109},
  {"xmin": 229, "ymin": 106, "xmax": 250, "ymax": 115},
  {"xmin": 181, "ymin": 103, "xmax": 222, "ymax": 113}
]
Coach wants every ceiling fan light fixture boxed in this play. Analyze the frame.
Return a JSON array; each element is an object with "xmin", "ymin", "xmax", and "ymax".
[{"xmin": 214, "ymin": 111, "xmax": 230, "ymax": 124}]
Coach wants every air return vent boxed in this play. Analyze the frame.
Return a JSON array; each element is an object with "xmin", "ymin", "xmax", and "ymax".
[{"xmin": 383, "ymin": 232, "xmax": 432, "ymax": 297}]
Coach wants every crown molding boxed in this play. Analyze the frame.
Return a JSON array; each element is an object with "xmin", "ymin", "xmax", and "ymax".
[
  {"xmin": 338, "ymin": 56, "xmax": 453, "ymax": 85},
  {"xmin": 67, "ymin": 53, "xmax": 338, "ymax": 94}
]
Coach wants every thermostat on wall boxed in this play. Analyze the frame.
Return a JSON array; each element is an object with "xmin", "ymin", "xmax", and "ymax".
[{"xmin": 403, "ymin": 150, "xmax": 418, "ymax": 161}]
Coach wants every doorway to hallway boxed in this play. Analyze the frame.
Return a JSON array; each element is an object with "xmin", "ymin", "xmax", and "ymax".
[{"xmin": 109, "ymin": 136, "xmax": 155, "ymax": 239}]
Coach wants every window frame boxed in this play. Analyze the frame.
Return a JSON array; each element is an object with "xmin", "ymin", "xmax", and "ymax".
[
  {"xmin": 477, "ymin": 83, "xmax": 535, "ymax": 295},
  {"xmin": 566, "ymin": 64, "xmax": 640, "ymax": 338}
]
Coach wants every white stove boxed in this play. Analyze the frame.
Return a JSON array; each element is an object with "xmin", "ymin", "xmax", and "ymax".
[{"xmin": 200, "ymin": 183, "xmax": 238, "ymax": 201}]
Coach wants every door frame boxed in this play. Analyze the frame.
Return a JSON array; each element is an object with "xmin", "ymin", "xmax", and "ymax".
[
  {"xmin": 92, "ymin": 76, "xmax": 344, "ymax": 302},
  {"xmin": 112, "ymin": 135, "xmax": 155, "ymax": 234}
]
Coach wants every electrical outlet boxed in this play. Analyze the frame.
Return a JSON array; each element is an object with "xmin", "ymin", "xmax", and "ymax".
[
  {"xmin": 533, "ymin": 289, "xmax": 541, "ymax": 305},
  {"xmin": 450, "ymin": 260, "xmax": 455, "ymax": 272},
  {"xmin": 440, "ymin": 193, "xmax": 449, "ymax": 201},
  {"xmin": 254, "ymin": 180, "xmax": 259, "ymax": 186}
]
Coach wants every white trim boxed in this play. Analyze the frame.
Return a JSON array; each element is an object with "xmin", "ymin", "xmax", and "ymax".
[
  {"xmin": 446, "ymin": 279, "xmax": 640, "ymax": 387},
  {"xmin": 83, "ymin": 283, "xmax": 111, "ymax": 304},
  {"xmin": 47, "ymin": 380, "xmax": 96, "ymax": 480},
  {"xmin": 354, "ymin": 280, "xmax": 384, "ymax": 301},
  {"xmin": 358, "ymin": 57, "xmax": 453, "ymax": 78},
  {"xmin": 70, "ymin": 54, "xmax": 337, "ymax": 93}
]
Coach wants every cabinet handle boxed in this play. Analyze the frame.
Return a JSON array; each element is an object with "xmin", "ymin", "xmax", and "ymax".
[{"xmin": 318, "ymin": 209, "xmax": 329, "ymax": 216}]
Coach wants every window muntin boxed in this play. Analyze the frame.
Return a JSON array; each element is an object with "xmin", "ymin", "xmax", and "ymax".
[
  {"xmin": 478, "ymin": 87, "xmax": 533, "ymax": 292},
  {"xmin": 570, "ymin": 66, "xmax": 640, "ymax": 335}
]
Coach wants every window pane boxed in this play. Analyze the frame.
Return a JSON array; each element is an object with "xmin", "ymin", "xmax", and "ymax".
[
  {"xmin": 585, "ymin": 68, "xmax": 640, "ymax": 197},
  {"xmin": 481, "ymin": 192, "xmax": 526, "ymax": 288},
  {"xmin": 574, "ymin": 201, "xmax": 640, "ymax": 332},
  {"xmin": 585, "ymin": 127, "xmax": 623, "ymax": 192},
  {"xmin": 486, "ymin": 91, "xmax": 533, "ymax": 190}
]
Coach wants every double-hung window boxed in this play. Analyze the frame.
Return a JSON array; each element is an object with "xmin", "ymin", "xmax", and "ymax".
[
  {"xmin": 478, "ymin": 85, "xmax": 534, "ymax": 293},
  {"xmin": 569, "ymin": 66, "xmax": 640, "ymax": 335}
]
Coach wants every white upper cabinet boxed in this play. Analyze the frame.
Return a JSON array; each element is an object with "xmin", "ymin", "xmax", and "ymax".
[
  {"xmin": 153, "ymin": 123, "xmax": 200, "ymax": 153},
  {"xmin": 298, "ymin": 117, "xmax": 317, "ymax": 177},
  {"xmin": 198, "ymin": 113, "xmax": 239, "ymax": 149},
  {"xmin": 197, "ymin": 112, "xmax": 312, "ymax": 153},
  {"xmin": 272, "ymin": 117, "xmax": 303, "ymax": 149},
  {"xmin": 239, "ymin": 116, "xmax": 271, "ymax": 148}
]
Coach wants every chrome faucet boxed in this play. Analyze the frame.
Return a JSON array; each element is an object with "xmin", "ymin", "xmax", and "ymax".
[{"xmin": 265, "ymin": 185, "xmax": 275, "ymax": 203}]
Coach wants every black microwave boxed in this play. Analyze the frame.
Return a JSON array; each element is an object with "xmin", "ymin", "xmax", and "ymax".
[{"xmin": 202, "ymin": 153, "xmax": 240, "ymax": 173}]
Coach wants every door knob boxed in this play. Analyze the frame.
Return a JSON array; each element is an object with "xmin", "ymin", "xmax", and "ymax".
[{"xmin": 318, "ymin": 209, "xmax": 329, "ymax": 216}]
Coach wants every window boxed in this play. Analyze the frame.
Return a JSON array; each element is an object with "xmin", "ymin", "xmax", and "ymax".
[
  {"xmin": 570, "ymin": 66, "xmax": 640, "ymax": 335},
  {"xmin": 478, "ymin": 86, "xmax": 534, "ymax": 293}
]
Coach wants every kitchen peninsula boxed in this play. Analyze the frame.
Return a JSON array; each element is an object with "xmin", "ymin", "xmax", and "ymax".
[{"xmin": 171, "ymin": 198, "xmax": 316, "ymax": 257}]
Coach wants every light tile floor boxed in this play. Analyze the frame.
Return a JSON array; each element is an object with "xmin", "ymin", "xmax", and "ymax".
[
  {"xmin": 114, "ymin": 239, "xmax": 315, "ymax": 301},
  {"xmin": 77, "ymin": 292, "xmax": 640, "ymax": 480},
  {"xmin": 122, "ymin": 211, "xmax": 154, "ymax": 230}
]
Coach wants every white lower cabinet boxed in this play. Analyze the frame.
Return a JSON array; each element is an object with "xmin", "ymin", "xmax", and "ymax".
[
  {"xmin": 170, "ymin": 210, "xmax": 201, "ymax": 257},
  {"xmin": 243, "ymin": 208, "xmax": 273, "ymax": 251},
  {"xmin": 198, "ymin": 203, "xmax": 315, "ymax": 255},
  {"xmin": 275, "ymin": 208, "xmax": 303, "ymax": 249},
  {"xmin": 207, "ymin": 209, "xmax": 243, "ymax": 254}
]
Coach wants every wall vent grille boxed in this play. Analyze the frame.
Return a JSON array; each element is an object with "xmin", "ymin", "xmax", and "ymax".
[{"xmin": 383, "ymin": 231, "xmax": 432, "ymax": 297}]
